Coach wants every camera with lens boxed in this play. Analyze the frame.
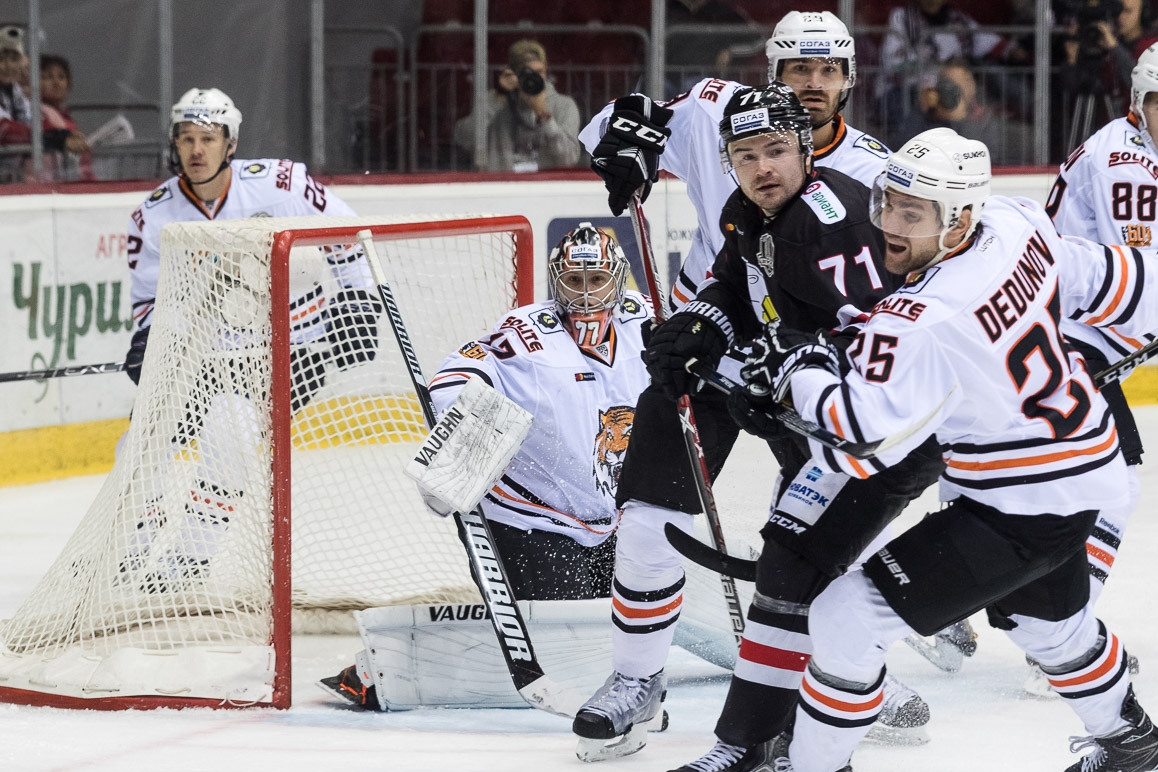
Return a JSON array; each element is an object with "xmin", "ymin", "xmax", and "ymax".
[
  {"xmin": 1058, "ymin": 0, "xmax": 1124, "ymax": 64},
  {"xmin": 517, "ymin": 67, "xmax": 545, "ymax": 96}
]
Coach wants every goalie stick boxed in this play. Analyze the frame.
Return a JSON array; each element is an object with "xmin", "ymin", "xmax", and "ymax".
[
  {"xmin": 0, "ymin": 360, "xmax": 124, "ymax": 383},
  {"xmin": 355, "ymin": 230, "xmax": 582, "ymax": 719},
  {"xmin": 629, "ymin": 196, "xmax": 746, "ymax": 647},
  {"xmin": 1094, "ymin": 336, "xmax": 1158, "ymax": 388}
]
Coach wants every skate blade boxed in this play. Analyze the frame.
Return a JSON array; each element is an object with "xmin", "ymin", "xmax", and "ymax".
[
  {"xmin": 576, "ymin": 723, "xmax": 650, "ymax": 762},
  {"xmin": 864, "ymin": 722, "xmax": 930, "ymax": 746},
  {"xmin": 904, "ymin": 634, "xmax": 965, "ymax": 673}
]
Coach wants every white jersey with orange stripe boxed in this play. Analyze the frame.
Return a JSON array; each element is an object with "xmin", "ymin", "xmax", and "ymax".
[
  {"xmin": 579, "ymin": 80, "xmax": 889, "ymax": 311},
  {"xmin": 126, "ymin": 158, "xmax": 365, "ymax": 343},
  {"xmin": 1048, "ymin": 114, "xmax": 1158, "ymax": 367},
  {"xmin": 427, "ymin": 292, "xmax": 652, "ymax": 547},
  {"xmin": 788, "ymin": 195, "xmax": 1158, "ymax": 517}
]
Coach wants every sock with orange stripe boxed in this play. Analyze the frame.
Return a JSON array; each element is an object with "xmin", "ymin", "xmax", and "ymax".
[{"xmin": 788, "ymin": 662, "xmax": 882, "ymax": 772}]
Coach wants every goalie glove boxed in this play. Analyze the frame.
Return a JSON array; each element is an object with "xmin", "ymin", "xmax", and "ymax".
[
  {"xmin": 590, "ymin": 94, "xmax": 674, "ymax": 215},
  {"xmin": 405, "ymin": 377, "xmax": 533, "ymax": 517},
  {"xmin": 740, "ymin": 325, "xmax": 841, "ymax": 405},
  {"xmin": 326, "ymin": 289, "xmax": 383, "ymax": 370}
]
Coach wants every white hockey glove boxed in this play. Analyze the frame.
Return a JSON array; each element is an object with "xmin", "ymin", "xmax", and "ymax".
[{"xmin": 405, "ymin": 377, "xmax": 533, "ymax": 517}]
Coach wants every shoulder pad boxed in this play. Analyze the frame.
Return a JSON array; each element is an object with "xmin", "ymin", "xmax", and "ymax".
[
  {"xmin": 143, "ymin": 183, "xmax": 173, "ymax": 209},
  {"xmin": 852, "ymin": 133, "xmax": 890, "ymax": 158}
]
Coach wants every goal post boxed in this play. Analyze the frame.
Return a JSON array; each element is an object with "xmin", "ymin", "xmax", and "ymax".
[{"xmin": 0, "ymin": 214, "xmax": 534, "ymax": 710}]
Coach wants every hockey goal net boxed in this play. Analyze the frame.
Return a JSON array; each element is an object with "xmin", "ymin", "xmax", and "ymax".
[{"xmin": 0, "ymin": 214, "xmax": 533, "ymax": 709}]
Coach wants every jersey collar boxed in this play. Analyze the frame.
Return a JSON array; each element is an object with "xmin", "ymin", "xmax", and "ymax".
[
  {"xmin": 812, "ymin": 114, "xmax": 848, "ymax": 162},
  {"xmin": 178, "ymin": 172, "xmax": 232, "ymax": 220}
]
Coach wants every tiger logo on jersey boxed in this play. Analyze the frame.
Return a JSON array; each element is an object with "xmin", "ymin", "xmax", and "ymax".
[{"xmin": 593, "ymin": 405, "xmax": 635, "ymax": 497}]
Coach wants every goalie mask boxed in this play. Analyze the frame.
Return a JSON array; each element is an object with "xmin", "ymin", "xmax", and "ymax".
[
  {"xmin": 870, "ymin": 127, "xmax": 991, "ymax": 268},
  {"xmin": 168, "ymin": 87, "xmax": 243, "ymax": 178},
  {"xmin": 549, "ymin": 224, "xmax": 629, "ymax": 355},
  {"xmin": 766, "ymin": 11, "xmax": 856, "ymax": 122}
]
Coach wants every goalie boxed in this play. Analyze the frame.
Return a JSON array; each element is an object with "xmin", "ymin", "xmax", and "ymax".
[
  {"xmin": 321, "ymin": 224, "xmax": 655, "ymax": 710},
  {"xmin": 118, "ymin": 87, "xmax": 380, "ymax": 590}
]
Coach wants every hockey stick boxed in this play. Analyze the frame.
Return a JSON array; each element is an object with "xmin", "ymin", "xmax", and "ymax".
[
  {"xmin": 356, "ymin": 230, "xmax": 581, "ymax": 719},
  {"xmin": 1094, "ymin": 337, "xmax": 1158, "ymax": 388},
  {"xmin": 629, "ymin": 196, "xmax": 746, "ymax": 646},
  {"xmin": 0, "ymin": 360, "xmax": 125, "ymax": 383}
]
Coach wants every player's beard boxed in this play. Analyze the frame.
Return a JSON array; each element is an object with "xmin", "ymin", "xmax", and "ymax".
[{"xmin": 798, "ymin": 89, "xmax": 840, "ymax": 130}]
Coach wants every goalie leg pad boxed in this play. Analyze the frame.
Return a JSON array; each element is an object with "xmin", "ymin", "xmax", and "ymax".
[{"xmin": 353, "ymin": 598, "xmax": 614, "ymax": 710}]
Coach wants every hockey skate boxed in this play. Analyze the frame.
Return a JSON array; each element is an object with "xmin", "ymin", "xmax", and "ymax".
[
  {"xmin": 1065, "ymin": 685, "xmax": 1158, "ymax": 772},
  {"xmin": 318, "ymin": 659, "xmax": 380, "ymax": 711},
  {"xmin": 904, "ymin": 618, "xmax": 978, "ymax": 673},
  {"xmin": 668, "ymin": 739, "xmax": 775, "ymax": 772},
  {"xmin": 864, "ymin": 673, "xmax": 931, "ymax": 746},
  {"xmin": 573, "ymin": 671, "xmax": 668, "ymax": 762}
]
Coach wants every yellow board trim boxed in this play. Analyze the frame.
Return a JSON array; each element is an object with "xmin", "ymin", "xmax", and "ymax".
[{"xmin": 6, "ymin": 368, "xmax": 1158, "ymax": 488}]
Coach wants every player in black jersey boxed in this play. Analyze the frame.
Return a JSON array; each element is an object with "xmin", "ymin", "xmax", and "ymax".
[{"xmin": 571, "ymin": 83, "xmax": 940, "ymax": 765}]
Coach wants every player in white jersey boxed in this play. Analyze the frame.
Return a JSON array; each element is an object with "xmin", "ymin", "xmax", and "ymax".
[
  {"xmin": 729, "ymin": 128, "xmax": 1158, "ymax": 772},
  {"xmin": 320, "ymin": 224, "xmax": 653, "ymax": 710},
  {"xmin": 118, "ymin": 88, "xmax": 378, "ymax": 591},
  {"xmin": 578, "ymin": 10, "xmax": 890, "ymax": 312}
]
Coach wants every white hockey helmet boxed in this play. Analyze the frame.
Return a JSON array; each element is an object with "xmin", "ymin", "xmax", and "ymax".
[
  {"xmin": 1131, "ymin": 42, "xmax": 1158, "ymax": 127},
  {"xmin": 548, "ymin": 223, "xmax": 629, "ymax": 315},
  {"xmin": 170, "ymin": 87, "xmax": 243, "ymax": 142},
  {"xmin": 871, "ymin": 127, "xmax": 991, "ymax": 263},
  {"xmin": 766, "ymin": 11, "xmax": 856, "ymax": 91}
]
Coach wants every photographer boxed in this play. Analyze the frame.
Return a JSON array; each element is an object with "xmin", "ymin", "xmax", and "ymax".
[
  {"xmin": 1055, "ymin": 0, "xmax": 1158, "ymax": 145},
  {"xmin": 892, "ymin": 58, "xmax": 1004, "ymax": 158},
  {"xmin": 483, "ymin": 39, "xmax": 581, "ymax": 172}
]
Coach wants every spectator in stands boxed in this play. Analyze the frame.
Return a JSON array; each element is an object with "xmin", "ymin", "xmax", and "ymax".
[
  {"xmin": 454, "ymin": 65, "xmax": 517, "ymax": 165},
  {"xmin": 39, "ymin": 54, "xmax": 93, "ymax": 181},
  {"xmin": 892, "ymin": 58, "xmax": 1003, "ymax": 157},
  {"xmin": 484, "ymin": 39, "xmax": 581, "ymax": 172},
  {"xmin": 878, "ymin": 0, "xmax": 1028, "ymax": 131},
  {"xmin": 0, "ymin": 25, "xmax": 30, "ymax": 182},
  {"xmin": 665, "ymin": 0, "xmax": 763, "ymax": 95}
]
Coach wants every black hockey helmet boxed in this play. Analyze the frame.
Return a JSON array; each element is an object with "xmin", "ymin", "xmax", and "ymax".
[{"xmin": 719, "ymin": 82, "xmax": 814, "ymax": 161}]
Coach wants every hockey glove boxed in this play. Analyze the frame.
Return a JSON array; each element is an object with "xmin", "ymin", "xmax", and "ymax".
[
  {"xmin": 125, "ymin": 326, "xmax": 150, "ymax": 385},
  {"xmin": 741, "ymin": 325, "xmax": 841, "ymax": 405},
  {"xmin": 726, "ymin": 388, "xmax": 789, "ymax": 442},
  {"xmin": 326, "ymin": 289, "xmax": 383, "ymax": 370},
  {"xmin": 590, "ymin": 94, "xmax": 674, "ymax": 215},
  {"xmin": 643, "ymin": 301, "xmax": 731, "ymax": 400},
  {"xmin": 290, "ymin": 347, "xmax": 330, "ymax": 414}
]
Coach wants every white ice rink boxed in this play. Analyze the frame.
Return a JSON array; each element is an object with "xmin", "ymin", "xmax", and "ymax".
[{"xmin": 2, "ymin": 410, "xmax": 1158, "ymax": 772}]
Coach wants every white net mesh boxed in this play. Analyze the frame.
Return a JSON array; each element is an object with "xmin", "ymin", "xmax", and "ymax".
[{"xmin": 0, "ymin": 214, "xmax": 528, "ymax": 706}]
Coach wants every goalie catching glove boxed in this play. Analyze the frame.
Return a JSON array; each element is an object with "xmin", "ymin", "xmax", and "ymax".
[
  {"xmin": 590, "ymin": 94, "xmax": 673, "ymax": 215},
  {"xmin": 405, "ymin": 377, "xmax": 533, "ymax": 517}
]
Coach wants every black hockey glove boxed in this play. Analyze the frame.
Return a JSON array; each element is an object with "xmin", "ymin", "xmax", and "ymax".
[
  {"xmin": 726, "ymin": 388, "xmax": 789, "ymax": 443},
  {"xmin": 590, "ymin": 94, "xmax": 674, "ymax": 216},
  {"xmin": 741, "ymin": 325, "xmax": 841, "ymax": 405},
  {"xmin": 290, "ymin": 347, "xmax": 330, "ymax": 414},
  {"xmin": 642, "ymin": 302, "xmax": 730, "ymax": 400},
  {"xmin": 326, "ymin": 289, "xmax": 383, "ymax": 371},
  {"xmin": 125, "ymin": 326, "xmax": 150, "ymax": 385}
]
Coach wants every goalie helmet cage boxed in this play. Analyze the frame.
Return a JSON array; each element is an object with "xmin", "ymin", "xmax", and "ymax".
[{"xmin": 0, "ymin": 214, "xmax": 533, "ymax": 710}]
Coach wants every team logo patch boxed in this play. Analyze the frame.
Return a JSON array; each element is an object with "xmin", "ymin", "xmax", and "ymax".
[
  {"xmin": 854, "ymin": 134, "xmax": 889, "ymax": 158},
  {"xmin": 799, "ymin": 40, "xmax": 833, "ymax": 56},
  {"xmin": 532, "ymin": 310, "xmax": 563, "ymax": 334},
  {"xmin": 575, "ymin": 372, "xmax": 596, "ymax": 382},
  {"xmin": 144, "ymin": 186, "xmax": 172, "ymax": 208},
  {"xmin": 886, "ymin": 161, "xmax": 915, "ymax": 188},
  {"xmin": 1123, "ymin": 224, "xmax": 1152, "ymax": 247},
  {"xmin": 897, "ymin": 264, "xmax": 941, "ymax": 294},
  {"xmin": 620, "ymin": 296, "xmax": 646, "ymax": 319},
  {"xmin": 458, "ymin": 341, "xmax": 488, "ymax": 360},
  {"xmin": 802, "ymin": 181, "xmax": 846, "ymax": 223},
  {"xmin": 1129, "ymin": 132, "xmax": 1146, "ymax": 147},
  {"xmin": 731, "ymin": 108, "xmax": 771, "ymax": 135},
  {"xmin": 757, "ymin": 233, "xmax": 776, "ymax": 277},
  {"xmin": 593, "ymin": 405, "xmax": 635, "ymax": 497},
  {"xmin": 241, "ymin": 162, "xmax": 270, "ymax": 179}
]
